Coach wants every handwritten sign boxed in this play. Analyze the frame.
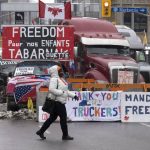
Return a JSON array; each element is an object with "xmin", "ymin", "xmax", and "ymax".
[
  {"xmin": 2, "ymin": 26, "xmax": 74, "ymax": 60},
  {"xmin": 121, "ymin": 92, "xmax": 150, "ymax": 122},
  {"xmin": 118, "ymin": 71, "xmax": 133, "ymax": 83}
]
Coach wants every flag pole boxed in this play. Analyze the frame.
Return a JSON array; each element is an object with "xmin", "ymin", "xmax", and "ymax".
[
  {"xmin": 64, "ymin": 0, "xmax": 72, "ymax": 19},
  {"xmin": 38, "ymin": 0, "xmax": 41, "ymax": 25},
  {"xmin": 38, "ymin": 0, "xmax": 40, "ymax": 18}
]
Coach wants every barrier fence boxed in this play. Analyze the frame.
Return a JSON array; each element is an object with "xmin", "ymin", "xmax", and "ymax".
[
  {"xmin": 37, "ymin": 78, "xmax": 150, "ymax": 123},
  {"xmin": 39, "ymin": 78, "xmax": 150, "ymax": 92}
]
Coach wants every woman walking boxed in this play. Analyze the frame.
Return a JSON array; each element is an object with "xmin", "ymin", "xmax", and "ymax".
[{"xmin": 36, "ymin": 65, "xmax": 78, "ymax": 140}]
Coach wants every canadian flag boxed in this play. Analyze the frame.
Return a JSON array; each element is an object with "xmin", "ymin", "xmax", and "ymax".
[{"xmin": 39, "ymin": 0, "xmax": 71, "ymax": 20}]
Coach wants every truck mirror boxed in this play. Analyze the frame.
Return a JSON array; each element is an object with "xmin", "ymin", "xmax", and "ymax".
[
  {"xmin": 74, "ymin": 47, "xmax": 78, "ymax": 57},
  {"xmin": 145, "ymin": 50, "xmax": 149, "ymax": 55}
]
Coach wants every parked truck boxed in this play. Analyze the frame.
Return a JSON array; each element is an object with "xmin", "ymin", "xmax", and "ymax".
[
  {"xmin": 60, "ymin": 17, "xmax": 144, "ymax": 84},
  {"xmin": 116, "ymin": 25, "xmax": 150, "ymax": 83}
]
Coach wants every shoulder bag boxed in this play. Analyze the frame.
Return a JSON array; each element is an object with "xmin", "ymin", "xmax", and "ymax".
[{"xmin": 42, "ymin": 79, "xmax": 58, "ymax": 114}]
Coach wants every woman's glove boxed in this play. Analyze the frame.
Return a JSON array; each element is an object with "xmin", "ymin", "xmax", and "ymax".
[{"xmin": 74, "ymin": 95, "xmax": 79, "ymax": 100}]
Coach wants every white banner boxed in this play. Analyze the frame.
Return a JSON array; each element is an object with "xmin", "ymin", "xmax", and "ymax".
[
  {"xmin": 38, "ymin": 91, "xmax": 121, "ymax": 122},
  {"xmin": 121, "ymin": 92, "xmax": 150, "ymax": 122},
  {"xmin": 66, "ymin": 91, "xmax": 121, "ymax": 121}
]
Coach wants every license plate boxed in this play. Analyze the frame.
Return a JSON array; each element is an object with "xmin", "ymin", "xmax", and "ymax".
[{"xmin": 118, "ymin": 71, "xmax": 134, "ymax": 83}]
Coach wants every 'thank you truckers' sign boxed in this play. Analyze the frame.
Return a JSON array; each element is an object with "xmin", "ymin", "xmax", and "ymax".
[{"xmin": 2, "ymin": 25, "xmax": 74, "ymax": 60}]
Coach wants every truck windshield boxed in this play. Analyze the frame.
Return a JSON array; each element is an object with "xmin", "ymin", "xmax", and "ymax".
[{"xmin": 86, "ymin": 45, "xmax": 130, "ymax": 56}]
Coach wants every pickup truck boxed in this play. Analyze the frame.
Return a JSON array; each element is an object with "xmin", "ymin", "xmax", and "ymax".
[{"xmin": 6, "ymin": 60, "xmax": 62, "ymax": 111}]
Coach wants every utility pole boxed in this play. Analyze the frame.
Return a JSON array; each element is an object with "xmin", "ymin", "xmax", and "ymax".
[
  {"xmin": 0, "ymin": 1, "xmax": 1, "ymax": 31},
  {"xmin": 99, "ymin": 0, "xmax": 102, "ymax": 18},
  {"xmin": 81, "ymin": 0, "xmax": 85, "ymax": 17},
  {"xmin": 147, "ymin": 9, "xmax": 150, "ymax": 42},
  {"xmin": 131, "ymin": 0, "xmax": 135, "ymax": 30},
  {"xmin": 119, "ymin": 0, "xmax": 123, "ymax": 25}
]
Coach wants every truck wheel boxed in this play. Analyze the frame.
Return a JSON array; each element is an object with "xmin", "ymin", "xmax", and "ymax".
[{"xmin": 7, "ymin": 96, "xmax": 19, "ymax": 111}]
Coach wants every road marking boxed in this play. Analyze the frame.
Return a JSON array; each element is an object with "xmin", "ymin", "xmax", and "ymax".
[
  {"xmin": 39, "ymin": 126, "xmax": 51, "ymax": 134},
  {"xmin": 140, "ymin": 123, "xmax": 150, "ymax": 128}
]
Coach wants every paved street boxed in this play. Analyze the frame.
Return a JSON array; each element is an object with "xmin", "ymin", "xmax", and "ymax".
[{"xmin": 0, "ymin": 120, "xmax": 150, "ymax": 150}]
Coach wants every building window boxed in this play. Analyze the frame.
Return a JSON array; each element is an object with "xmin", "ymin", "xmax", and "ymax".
[
  {"xmin": 124, "ymin": 12, "xmax": 147, "ymax": 32},
  {"xmin": 124, "ymin": 12, "xmax": 131, "ymax": 28},
  {"xmin": 134, "ymin": 13, "xmax": 147, "ymax": 32}
]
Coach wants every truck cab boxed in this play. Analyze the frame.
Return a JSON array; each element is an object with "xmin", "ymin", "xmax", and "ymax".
[
  {"xmin": 116, "ymin": 25, "xmax": 150, "ymax": 83},
  {"xmin": 60, "ymin": 17, "xmax": 143, "ymax": 84}
]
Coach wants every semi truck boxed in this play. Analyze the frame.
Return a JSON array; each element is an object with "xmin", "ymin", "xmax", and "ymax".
[
  {"xmin": 116, "ymin": 25, "xmax": 150, "ymax": 83},
  {"xmin": 60, "ymin": 17, "xmax": 144, "ymax": 84}
]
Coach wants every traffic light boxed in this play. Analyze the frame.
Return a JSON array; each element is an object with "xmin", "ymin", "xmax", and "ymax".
[{"xmin": 101, "ymin": 0, "xmax": 111, "ymax": 17}]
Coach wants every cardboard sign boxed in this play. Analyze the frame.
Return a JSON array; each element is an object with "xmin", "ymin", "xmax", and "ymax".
[
  {"xmin": 121, "ymin": 92, "xmax": 150, "ymax": 122},
  {"xmin": 38, "ymin": 91, "xmax": 121, "ymax": 122},
  {"xmin": 39, "ymin": 106, "xmax": 50, "ymax": 122},
  {"xmin": 118, "ymin": 71, "xmax": 134, "ymax": 83},
  {"xmin": 66, "ymin": 91, "xmax": 121, "ymax": 121},
  {"xmin": 39, "ymin": 106, "xmax": 60, "ymax": 122},
  {"xmin": 14, "ymin": 67, "xmax": 34, "ymax": 76},
  {"xmin": 0, "ymin": 60, "xmax": 17, "ymax": 65},
  {"xmin": 2, "ymin": 26, "xmax": 74, "ymax": 60}
]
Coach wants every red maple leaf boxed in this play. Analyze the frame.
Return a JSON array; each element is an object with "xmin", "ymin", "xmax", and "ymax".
[{"xmin": 48, "ymin": 7, "xmax": 62, "ymax": 17}]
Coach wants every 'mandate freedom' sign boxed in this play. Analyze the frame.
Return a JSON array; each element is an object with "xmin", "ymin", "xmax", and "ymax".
[{"xmin": 2, "ymin": 26, "xmax": 74, "ymax": 60}]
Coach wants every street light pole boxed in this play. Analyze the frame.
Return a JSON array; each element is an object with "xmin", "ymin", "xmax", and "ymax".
[
  {"xmin": 148, "ymin": 13, "xmax": 150, "ymax": 42},
  {"xmin": 99, "ymin": 0, "xmax": 101, "ymax": 18},
  {"xmin": 80, "ymin": 0, "xmax": 85, "ymax": 17},
  {"xmin": 131, "ymin": 0, "xmax": 135, "ymax": 30},
  {"xmin": 119, "ymin": 0, "xmax": 123, "ymax": 25}
]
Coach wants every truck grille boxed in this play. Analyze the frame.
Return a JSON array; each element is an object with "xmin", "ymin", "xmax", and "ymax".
[
  {"xmin": 109, "ymin": 63, "xmax": 139, "ymax": 83},
  {"xmin": 140, "ymin": 71, "xmax": 150, "ymax": 83}
]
